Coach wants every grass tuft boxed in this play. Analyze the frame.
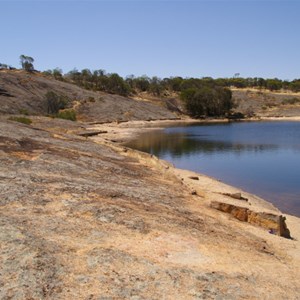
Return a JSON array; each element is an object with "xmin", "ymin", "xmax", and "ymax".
[
  {"xmin": 9, "ymin": 116, "xmax": 32, "ymax": 125},
  {"xmin": 56, "ymin": 109, "xmax": 76, "ymax": 121}
]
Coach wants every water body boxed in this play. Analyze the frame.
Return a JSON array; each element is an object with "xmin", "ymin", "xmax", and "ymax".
[{"xmin": 126, "ymin": 121, "xmax": 300, "ymax": 217}]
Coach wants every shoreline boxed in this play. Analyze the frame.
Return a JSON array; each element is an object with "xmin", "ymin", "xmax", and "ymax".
[
  {"xmin": 1, "ymin": 116, "xmax": 300, "ymax": 298},
  {"xmin": 89, "ymin": 117, "xmax": 300, "ymax": 236},
  {"xmin": 259, "ymin": 116, "xmax": 300, "ymax": 121}
]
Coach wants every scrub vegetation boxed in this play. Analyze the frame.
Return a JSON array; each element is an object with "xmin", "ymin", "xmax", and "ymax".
[
  {"xmin": 1, "ymin": 55, "xmax": 300, "ymax": 119},
  {"xmin": 8, "ymin": 116, "xmax": 32, "ymax": 125}
]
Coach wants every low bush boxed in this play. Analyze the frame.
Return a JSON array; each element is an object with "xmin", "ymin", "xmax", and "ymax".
[
  {"xmin": 88, "ymin": 96, "xmax": 96, "ymax": 102},
  {"xmin": 9, "ymin": 116, "xmax": 32, "ymax": 125},
  {"xmin": 227, "ymin": 112, "xmax": 245, "ymax": 119},
  {"xmin": 56, "ymin": 109, "xmax": 76, "ymax": 121},
  {"xmin": 281, "ymin": 97, "xmax": 300, "ymax": 105},
  {"xmin": 19, "ymin": 108, "xmax": 29, "ymax": 115},
  {"xmin": 45, "ymin": 91, "xmax": 70, "ymax": 114}
]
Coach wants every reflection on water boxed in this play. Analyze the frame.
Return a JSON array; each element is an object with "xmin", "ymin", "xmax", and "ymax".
[
  {"xmin": 129, "ymin": 131, "xmax": 278, "ymax": 158},
  {"xmin": 126, "ymin": 122, "xmax": 300, "ymax": 217}
]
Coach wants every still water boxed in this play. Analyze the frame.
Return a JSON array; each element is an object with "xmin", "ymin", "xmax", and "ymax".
[{"xmin": 126, "ymin": 121, "xmax": 300, "ymax": 217}]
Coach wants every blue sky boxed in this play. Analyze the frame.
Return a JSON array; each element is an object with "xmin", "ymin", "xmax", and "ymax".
[{"xmin": 1, "ymin": 0, "xmax": 299, "ymax": 80}]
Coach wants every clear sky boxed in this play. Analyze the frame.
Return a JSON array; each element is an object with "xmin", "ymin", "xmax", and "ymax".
[{"xmin": 1, "ymin": 0, "xmax": 299, "ymax": 80}]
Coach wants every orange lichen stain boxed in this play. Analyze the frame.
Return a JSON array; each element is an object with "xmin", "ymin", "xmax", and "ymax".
[{"xmin": 11, "ymin": 150, "xmax": 42, "ymax": 160}]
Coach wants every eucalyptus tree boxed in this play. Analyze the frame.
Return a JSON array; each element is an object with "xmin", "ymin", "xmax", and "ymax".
[{"xmin": 20, "ymin": 55, "xmax": 34, "ymax": 72}]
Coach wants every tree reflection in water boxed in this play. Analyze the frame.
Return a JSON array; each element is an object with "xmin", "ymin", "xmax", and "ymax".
[
  {"xmin": 126, "ymin": 130, "xmax": 278, "ymax": 158},
  {"xmin": 125, "ymin": 122, "xmax": 300, "ymax": 217}
]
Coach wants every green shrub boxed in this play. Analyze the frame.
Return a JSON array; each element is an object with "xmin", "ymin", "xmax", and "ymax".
[
  {"xmin": 56, "ymin": 109, "xmax": 76, "ymax": 121},
  {"xmin": 88, "ymin": 96, "xmax": 96, "ymax": 102},
  {"xmin": 227, "ymin": 112, "xmax": 245, "ymax": 119},
  {"xmin": 180, "ymin": 86, "xmax": 233, "ymax": 118},
  {"xmin": 45, "ymin": 91, "xmax": 70, "ymax": 114},
  {"xmin": 19, "ymin": 108, "xmax": 29, "ymax": 115},
  {"xmin": 9, "ymin": 116, "xmax": 32, "ymax": 125},
  {"xmin": 281, "ymin": 97, "xmax": 300, "ymax": 105}
]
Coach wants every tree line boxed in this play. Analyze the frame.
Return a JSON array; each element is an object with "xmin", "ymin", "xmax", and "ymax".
[
  {"xmin": 2, "ymin": 55, "xmax": 299, "ymax": 94},
  {"xmin": 2, "ymin": 55, "xmax": 299, "ymax": 92},
  {"xmin": 1, "ymin": 55, "xmax": 300, "ymax": 118},
  {"xmin": 2, "ymin": 55, "xmax": 300, "ymax": 93},
  {"xmin": 42, "ymin": 68, "xmax": 300, "ymax": 95},
  {"xmin": 43, "ymin": 69, "xmax": 235, "ymax": 117}
]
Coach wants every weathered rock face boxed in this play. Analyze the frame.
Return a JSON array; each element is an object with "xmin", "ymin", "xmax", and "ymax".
[
  {"xmin": 232, "ymin": 89, "xmax": 300, "ymax": 118},
  {"xmin": 0, "ymin": 70, "xmax": 177, "ymax": 122},
  {"xmin": 0, "ymin": 119, "xmax": 299, "ymax": 299},
  {"xmin": 210, "ymin": 201, "xmax": 291, "ymax": 238},
  {"xmin": 210, "ymin": 201, "xmax": 249, "ymax": 222},
  {"xmin": 248, "ymin": 211, "xmax": 291, "ymax": 239}
]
